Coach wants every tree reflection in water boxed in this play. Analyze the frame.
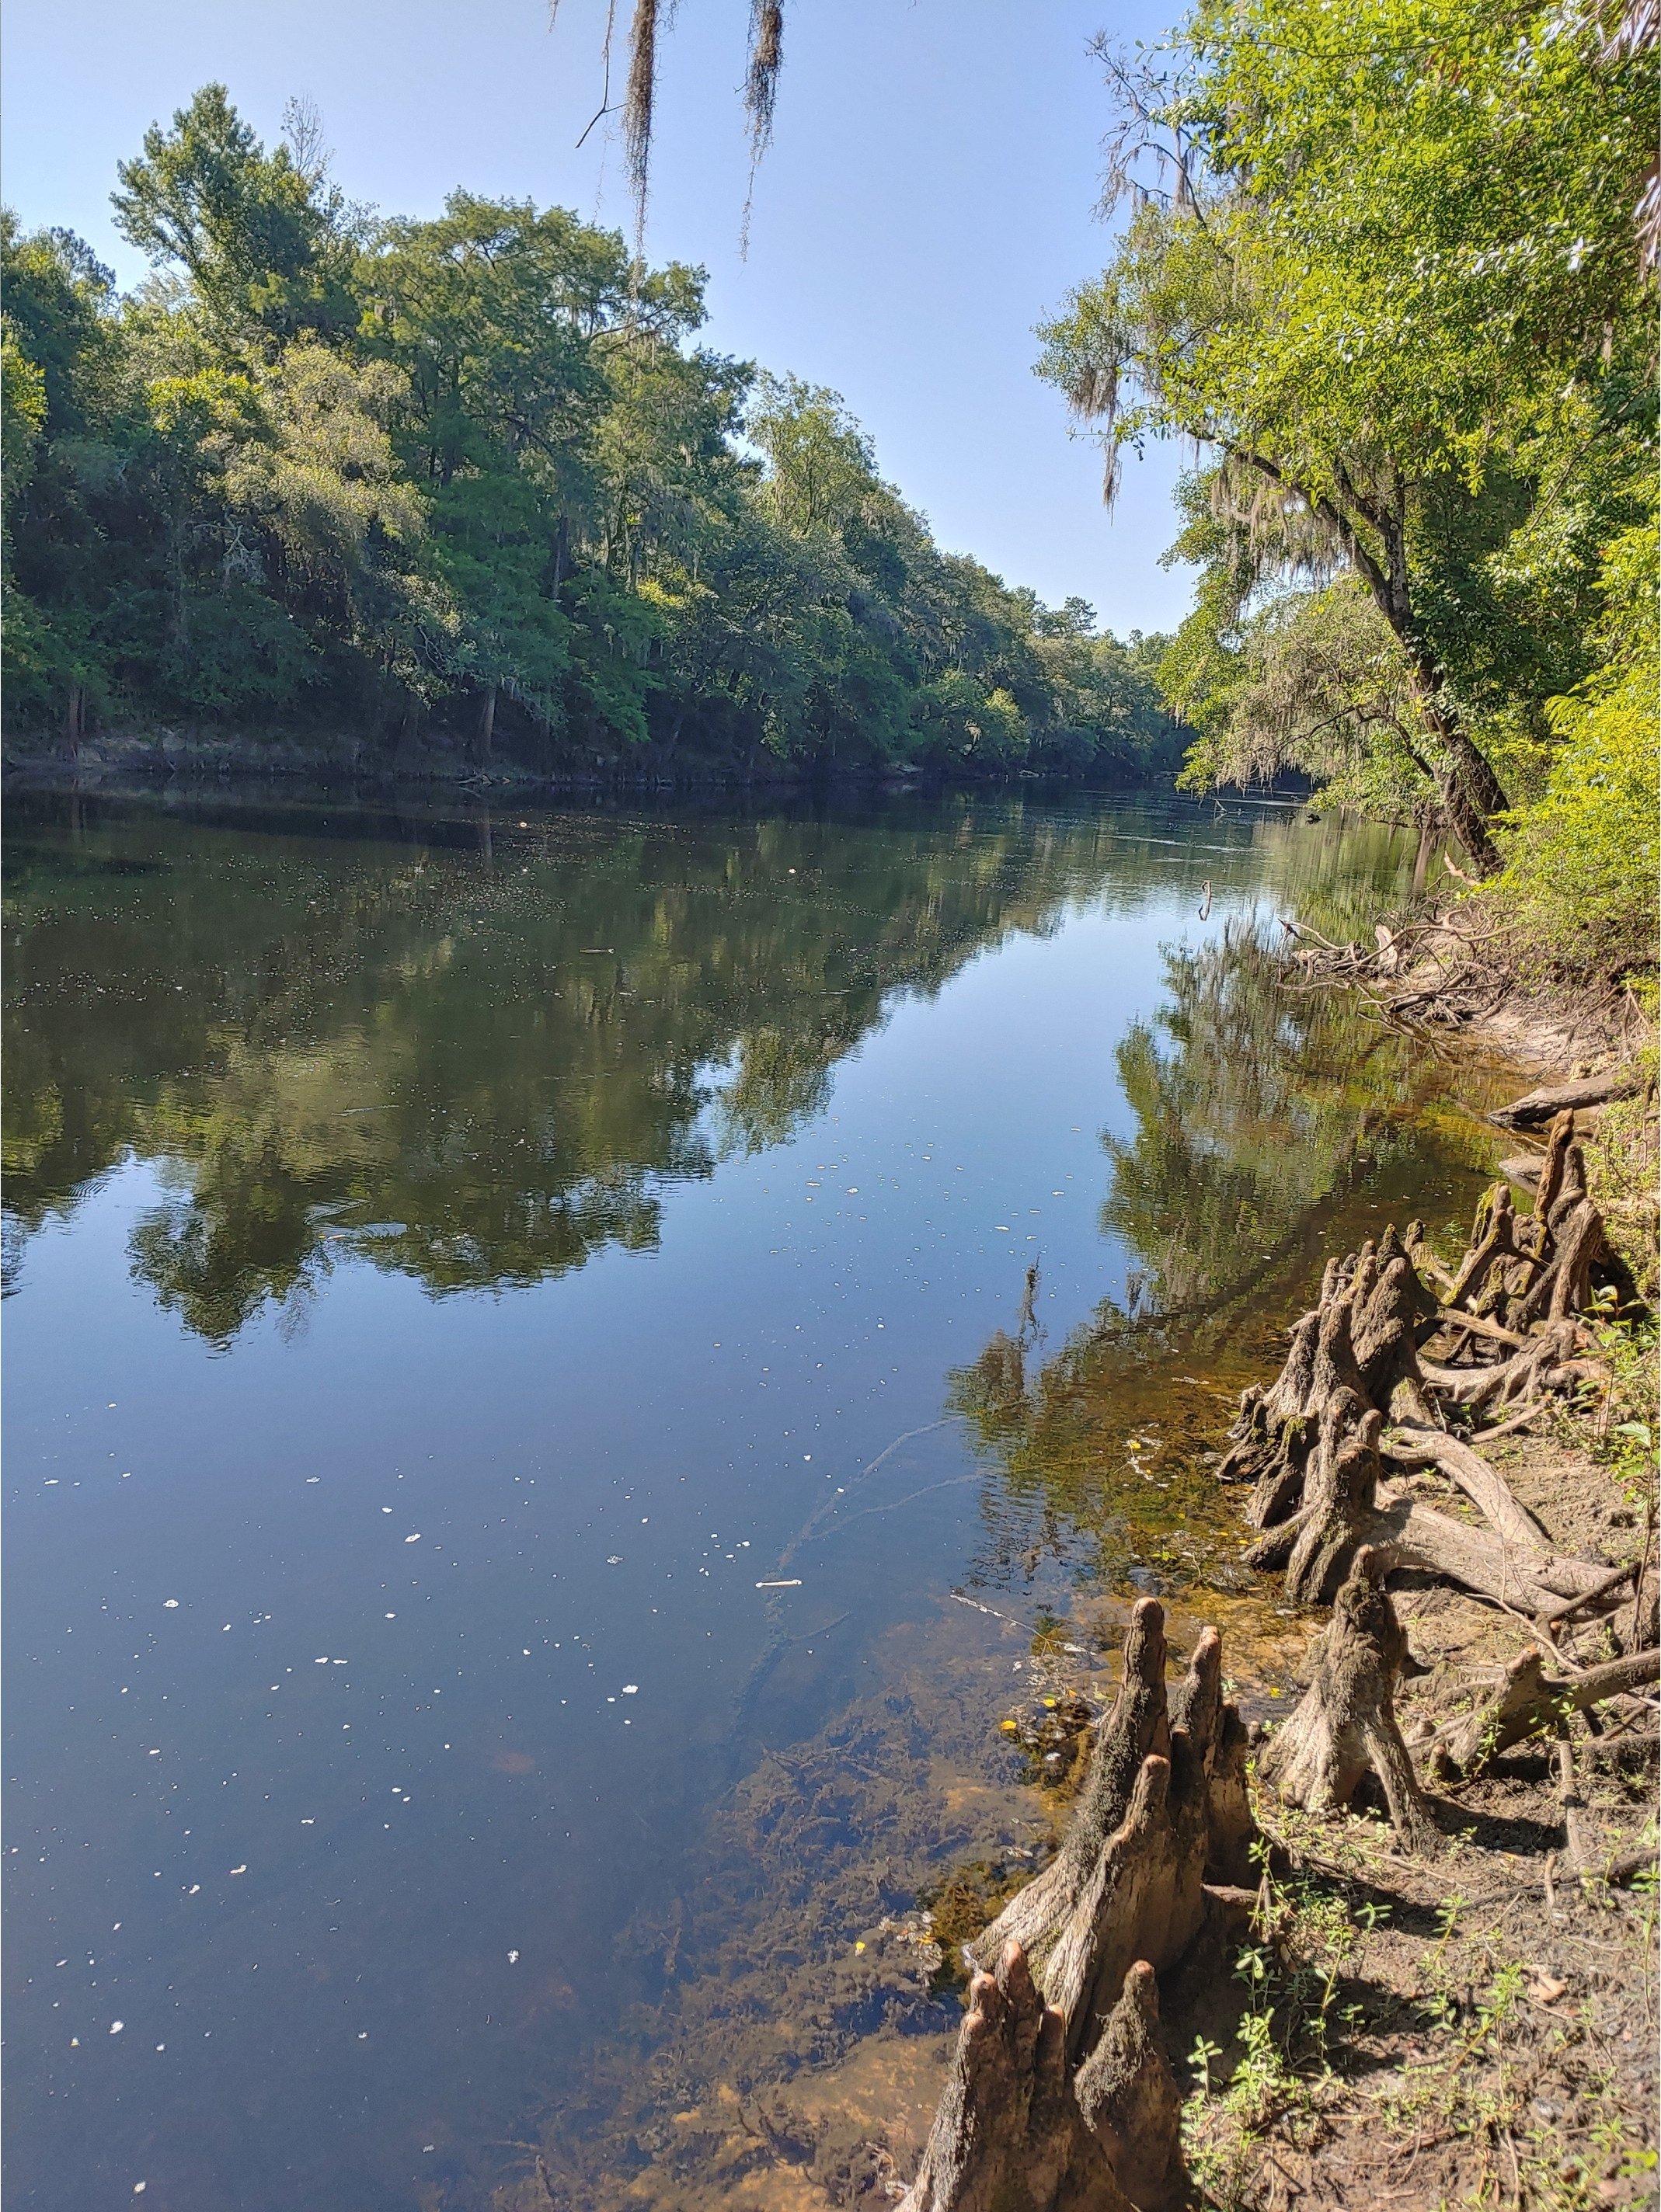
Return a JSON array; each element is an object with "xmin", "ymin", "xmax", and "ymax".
[
  {"xmin": 7, "ymin": 791, "xmax": 1201, "ymax": 1341},
  {"xmin": 952, "ymin": 918, "xmax": 1516, "ymax": 1604}
]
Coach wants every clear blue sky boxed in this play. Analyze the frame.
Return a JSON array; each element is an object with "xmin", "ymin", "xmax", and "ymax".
[{"xmin": 1, "ymin": 0, "xmax": 1196, "ymax": 637}]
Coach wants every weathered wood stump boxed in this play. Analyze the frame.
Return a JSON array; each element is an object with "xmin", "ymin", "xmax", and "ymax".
[
  {"xmin": 897, "ymin": 1940, "xmax": 1132, "ymax": 2212},
  {"xmin": 900, "ymin": 1603, "xmax": 1255, "ymax": 2211},
  {"xmin": 1073, "ymin": 1963, "xmax": 1184, "ymax": 2212},
  {"xmin": 1257, "ymin": 1548, "xmax": 1440, "ymax": 1851}
]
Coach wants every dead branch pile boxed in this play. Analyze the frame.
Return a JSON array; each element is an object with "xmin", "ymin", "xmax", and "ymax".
[
  {"xmin": 899, "ymin": 1601, "xmax": 1253, "ymax": 2212},
  {"xmin": 1276, "ymin": 909, "xmax": 1654, "ymax": 1056}
]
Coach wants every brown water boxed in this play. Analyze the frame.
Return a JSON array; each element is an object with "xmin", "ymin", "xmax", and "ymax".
[{"xmin": 2, "ymin": 788, "xmax": 1517, "ymax": 2209}]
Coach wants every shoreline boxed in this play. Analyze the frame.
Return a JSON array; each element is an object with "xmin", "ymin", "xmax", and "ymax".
[
  {"xmin": 0, "ymin": 729, "xmax": 1201, "ymax": 806},
  {"xmin": 869, "ymin": 1028, "xmax": 1658, "ymax": 2212}
]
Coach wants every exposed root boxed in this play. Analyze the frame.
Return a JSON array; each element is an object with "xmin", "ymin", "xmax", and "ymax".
[
  {"xmin": 1433, "ymin": 1643, "xmax": 1661, "ymax": 1778},
  {"xmin": 903, "ymin": 1607, "xmax": 1252, "ymax": 2209},
  {"xmin": 1257, "ymin": 1548, "xmax": 1441, "ymax": 1851},
  {"xmin": 1220, "ymin": 1121, "xmax": 1622, "ymax": 1619}
]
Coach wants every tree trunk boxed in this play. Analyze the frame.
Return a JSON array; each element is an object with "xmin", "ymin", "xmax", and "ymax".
[
  {"xmin": 1395, "ymin": 621, "xmax": 1507, "ymax": 874},
  {"xmin": 477, "ymin": 683, "xmax": 497, "ymax": 761},
  {"xmin": 1411, "ymin": 812, "xmax": 1436, "ymax": 896}
]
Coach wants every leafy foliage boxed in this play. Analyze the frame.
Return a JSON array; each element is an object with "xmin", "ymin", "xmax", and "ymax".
[
  {"xmin": 2, "ymin": 87, "xmax": 1179, "ymax": 783},
  {"xmin": 1038, "ymin": 0, "xmax": 1658, "ymax": 886}
]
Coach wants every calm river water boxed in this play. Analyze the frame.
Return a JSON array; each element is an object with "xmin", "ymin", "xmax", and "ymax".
[{"xmin": 3, "ymin": 788, "xmax": 1515, "ymax": 2210}]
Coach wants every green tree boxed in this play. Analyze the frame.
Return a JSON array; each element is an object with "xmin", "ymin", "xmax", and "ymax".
[
  {"xmin": 112, "ymin": 83, "xmax": 356, "ymax": 343},
  {"xmin": 1038, "ymin": 0, "xmax": 1658, "ymax": 867}
]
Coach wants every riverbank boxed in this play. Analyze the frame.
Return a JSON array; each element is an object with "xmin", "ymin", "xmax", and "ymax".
[
  {"xmin": 1283, "ymin": 906, "xmax": 1659, "ymax": 1300},
  {"xmin": 0, "ymin": 724, "xmax": 1217, "ymax": 806},
  {"xmin": 870, "ymin": 1038, "xmax": 1658, "ymax": 2212},
  {"xmin": 1, "ymin": 723, "xmax": 848, "ymax": 796}
]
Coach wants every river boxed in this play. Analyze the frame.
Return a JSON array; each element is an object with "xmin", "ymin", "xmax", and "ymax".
[{"xmin": 2, "ymin": 787, "xmax": 1514, "ymax": 2210}]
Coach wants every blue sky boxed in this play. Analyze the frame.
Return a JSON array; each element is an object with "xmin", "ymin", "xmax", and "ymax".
[{"xmin": 2, "ymin": 0, "xmax": 1197, "ymax": 636}]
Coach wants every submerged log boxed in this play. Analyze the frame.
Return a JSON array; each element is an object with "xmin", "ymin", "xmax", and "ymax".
[
  {"xmin": 1257, "ymin": 1548, "xmax": 1440, "ymax": 1852},
  {"xmin": 901, "ymin": 1605, "xmax": 1252, "ymax": 2210}
]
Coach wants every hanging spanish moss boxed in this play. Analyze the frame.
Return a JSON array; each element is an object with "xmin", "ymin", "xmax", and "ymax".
[
  {"xmin": 740, "ymin": 1, "xmax": 785, "ymax": 253},
  {"xmin": 623, "ymin": 0, "xmax": 660, "ymax": 245}
]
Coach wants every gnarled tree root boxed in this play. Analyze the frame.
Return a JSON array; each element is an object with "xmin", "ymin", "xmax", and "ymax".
[
  {"xmin": 1433, "ymin": 1643, "xmax": 1661, "ymax": 1779},
  {"xmin": 1218, "ymin": 1136, "xmax": 1621, "ymax": 1620},
  {"xmin": 1257, "ymin": 1548, "xmax": 1440, "ymax": 1852},
  {"xmin": 900, "ymin": 1603, "xmax": 1252, "ymax": 2210}
]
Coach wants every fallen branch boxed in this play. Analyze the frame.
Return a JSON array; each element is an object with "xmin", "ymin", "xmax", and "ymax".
[
  {"xmin": 1490, "ymin": 1070, "xmax": 1641, "ymax": 1129},
  {"xmin": 1538, "ymin": 1557, "xmax": 1642, "ymax": 1631},
  {"xmin": 1433, "ymin": 1644, "xmax": 1661, "ymax": 1778}
]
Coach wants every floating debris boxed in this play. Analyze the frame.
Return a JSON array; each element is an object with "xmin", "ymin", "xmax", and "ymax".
[{"xmin": 755, "ymin": 1579, "xmax": 802, "ymax": 1588}]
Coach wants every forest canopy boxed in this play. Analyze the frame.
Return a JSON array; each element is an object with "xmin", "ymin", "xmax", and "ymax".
[
  {"xmin": 1038, "ymin": 0, "xmax": 1658, "ymax": 909},
  {"xmin": 0, "ymin": 88, "xmax": 1177, "ymax": 783}
]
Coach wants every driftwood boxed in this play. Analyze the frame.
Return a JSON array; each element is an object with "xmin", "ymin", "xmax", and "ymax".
[
  {"xmin": 900, "ymin": 1603, "xmax": 1253, "ymax": 2212},
  {"xmin": 1434, "ymin": 1643, "xmax": 1661, "ymax": 1778},
  {"xmin": 1258, "ymin": 1549, "xmax": 1440, "ymax": 1850},
  {"xmin": 1490, "ymin": 1069, "xmax": 1640, "ymax": 1128},
  {"xmin": 1219, "ymin": 1118, "xmax": 1626, "ymax": 1622}
]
